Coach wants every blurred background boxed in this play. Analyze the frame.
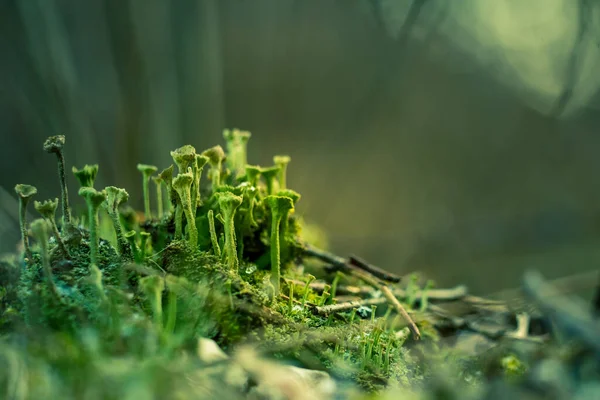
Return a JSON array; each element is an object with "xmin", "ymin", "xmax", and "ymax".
[{"xmin": 1, "ymin": 0, "xmax": 600, "ymax": 294}]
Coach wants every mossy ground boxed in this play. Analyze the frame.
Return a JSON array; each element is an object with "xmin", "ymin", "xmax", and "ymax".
[{"xmin": 1, "ymin": 132, "xmax": 598, "ymax": 399}]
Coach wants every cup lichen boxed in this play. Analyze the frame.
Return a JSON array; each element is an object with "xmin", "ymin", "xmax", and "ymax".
[
  {"xmin": 172, "ymin": 169, "xmax": 197, "ymax": 249},
  {"xmin": 72, "ymin": 164, "xmax": 99, "ymax": 188},
  {"xmin": 260, "ymin": 166, "xmax": 280, "ymax": 195},
  {"xmin": 201, "ymin": 145, "xmax": 226, "ymax": 190},
  {"xmin": 273, "ymin": 155, "xmax": 291, "ymax": 190},
  {"xmin": 34, "ymin": 198, "xmax": 70, "ymax": 258},
  {"xmin": 137, "ymin": 164, "xmax": 158, "ymax": 219},
  {"xmin": 103, "ymin": 186, "xmax": 130, "ymax": 256},
  {"xmin": 215, "ymin": 191, "xmax": 243, "ymax": 271},
  {"xmin": 14, "ymin": 183, "xmax": 37, "ymax": 262},
  {"xmin": 78, "ymin": 187, "xmax": 107, "ymax": 268},
  {"xmin": 2, "ymin": 129, "xmax": 465, "ymax": 397},
  {"xmin": 264, "ymin": 195, "xmax": 294, "ymax": 297},
  {"xmin": 43, "ymin": 135, "xmax": 71, "ymax": 225}
]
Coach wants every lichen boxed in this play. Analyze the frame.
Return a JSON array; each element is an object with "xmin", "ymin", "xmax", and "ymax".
[{"xmin": 1, "ymin": 129, "xmax": 577, "ymax": 399}]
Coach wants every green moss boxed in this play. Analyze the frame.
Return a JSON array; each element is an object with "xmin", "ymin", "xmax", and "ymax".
[{"xmin": 2, "ymin": 129, "xmax": 523, "ymax": 398}]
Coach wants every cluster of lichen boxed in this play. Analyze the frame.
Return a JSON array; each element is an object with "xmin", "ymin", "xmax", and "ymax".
[{"xmin": 0, "ymin": 130, "xmax": 432, "ymax": 396}]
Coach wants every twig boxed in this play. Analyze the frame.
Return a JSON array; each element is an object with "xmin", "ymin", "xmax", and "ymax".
[
  {"xmin": 315, "ymin": 297, "xmax": 388, "ymax": 315},
  {"xmin": 302, "ymin": 243, "xmax": 421, "ymax": 339},
  {"xmin": 349, "ymin": 266, "xmax": 421, "ymax": 339},
  {"xmin": 348, "ymin": 254, "xmax": 402, "ymax": 283},
  {"xmin": 302, "ymin": 243, "xmax": 352, "ymax": 273},
  {"xmin": 303, "ymin": 244, "xmax": 402, "ymax": 283},
  {"xmin": 288, "ymin": 279, "xmax": 468, "ymax": 302},
  {"xmin": 381, "ymin": 286, "xmax": 421, "ymax": 340}
]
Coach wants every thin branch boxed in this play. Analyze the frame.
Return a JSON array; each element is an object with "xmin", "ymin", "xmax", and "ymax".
[
  {"xmin": 348, "ymin": 254, "xmax": 402, "ymax": 283},
  {"xmin": 302, "ymin": 243, "xmax": 421, "ymax": 339},
  {"xmin": 381, "ymin": 286, "xmax": 421, "ymax": 340},
  {"xmin": 289, "ymin": 278, "xmax": 467, "ymax": 301},
  {"xmin": 315, "ymin": 297, "xmax": 388, "ymax": 315}
]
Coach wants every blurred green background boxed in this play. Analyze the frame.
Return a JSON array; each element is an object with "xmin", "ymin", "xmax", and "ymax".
[{"xmin": 1, "ymin": 0, "xmax": 600, "ymax": 294}]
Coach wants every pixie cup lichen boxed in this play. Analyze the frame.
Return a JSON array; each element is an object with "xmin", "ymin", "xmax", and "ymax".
[
  {"xmin": 273, "ymin": 155, "xmax": 291, "ymax": 190},
  {"xmin": 124, "ymin": 230, "xmax": 141, "ymax": 263},
  {"xmin": 240, "ymin": 183, "xmax": 259, "ymax": 229},
  {"xmin": 172, "ymin": 170, "xmax": 197, "ymax": 249},
  {"xmin": 224, "ymin": 129, "xmax": 252, "ymax": 177},
  {"xmin": 30, "ymin": 218, "xmax": 61, "ymax": 300},
  {"xmin": 78, "ymin": 187, "xmax": 107, "ymax": 267},
  {"xmin": 43, "ymin": 135, "xmax": 71, "ymax": 225},
  {"xmin": 244, "ymin": 165, "xmax": 261, "ymax": 188},
  {"xmin": 158, "ymin": 164, "xmax": 175, "ymax": 212},
  {"xmin": 140, "ymin": 231, "xmax": 151, "ymax": 260},
  {"xmin": 170, "ymin": 145, "xmax": 197, "ymax": 174},
  {"xmin": 139, "ymin": 275, "xmax": 165, "ymax": 330},
  {"xmin": 264, "ymin": 195, "xmax": 294, "ymax": 297},
  {"xmin": 137, "ymin": 164, "xmax": 158, "ymax": 220},
  {"xmin": 15, "ymin": 184, "xmax": 37, "ymax": 262},
  {"xmin": 72, "ymin": 164, "xmax": 99, "ymax": 188},
  {"xmin": 201, "ymin": 145, "xmax": 226, "ymax": 190},
  {"xmin": 260, "ymin": 166, "xmax": 280, "ymax": 195},
  {"xmin": 207, "ymin": 209, "xmax": 221, "ymax": 258},
  {"xmin": 276, "ymin": 189, "xmax": 301, "ymax": 258},
  {"xmin": 152, "ymin": 176, "xmax": 164, "ymax": 219},
  {"xmin": 34, "ymin": 198, "xmax": 70, "ymax": 258},
  {"xmin": 193, "ymin": 154, "xmax": 209, "ymax": 209},
  {"xmin": 103, "ymin": 186, "xmax": 129, "ymax": 256},
  {"xmin": 215, "ymin": 191, "xmax": 243, "ymax": 270}
]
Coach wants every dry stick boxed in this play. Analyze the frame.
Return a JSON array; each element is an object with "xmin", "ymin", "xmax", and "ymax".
[
  {"xmin": 302, "ymin": 243, "xmax": 355, "ymax": 274},
  {"xmin": 304, "ymin": 245, "xmax": 402, "ymax": 282},
  {"xmin": 380, "ymin": 286, "xmax": 421, "ymax": 340},
  {"xmin": 315, "ymin": 297, "xmax": 388, "ymax": 315},
  {"xmin": 348, "ymin": 254, "xmax": 402, "ymax": 283},
  {"xmin": 290, "ymin": 279, "xmax": 468, "ymax": 301},
  {"xmin": 302, "ymin": 244, "xmax": 421, "ymax": 339}
]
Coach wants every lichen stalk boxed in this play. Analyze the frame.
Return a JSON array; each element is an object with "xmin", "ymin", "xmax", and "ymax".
[
  {"xmin": 260, "ymin": 166, "xmax": 280, "ymax": 195},
  {"xmin": 201, "ymin": 146, "xmax": 226, "ymax": 191},
  {"xmin": 193, "ymin": 155, "xmax": 209, "ymax": 209},
  {"xmin": 276, "ymin": 189, "xmax": 301, "ymax": 259},
  {"xmin": 216, "ymin": 192, "xmax": 243, "ymax": 271},
  {"xmin": 158, "ymin": 165, "xmax": 175, "ymax": 213},
  {"xmin": 34, "ymin": 198, "xmax": 70, "ymax": 258},
  {"xmin": 152, "ymin": 177, "xmax": 164, "ymax": 218},
  {"xmin": 208, "ymin": 209, "xmax": 221, "ymax": 258},
  {"xmin": 79, "ymin": 187, "xmax": 107, "ymax": 268},
  {"xmin": 15, "ymin": 184, "xmax": 37, "ymax": 262},
  {"xmin": 140, "ymin": 231, "xmax": 151, "ymax": 260},
  {"xmin": 139, "ymin": 276, "xmax": 164, "ymax": 330},
  {"xmin": 244, "ymin": 165, "xmax": 261, "ymax": 187},
  {"xmin": 43, "ymin": 135, "xmax": 71, "ymax": 225},
  {"xmin": 264, "ymin": 195, "xmax": 294, "ymax": 297},
  {"xmin": 137, "ymin": 164, "xmax": 158, "ymax": 220},
  {"xmin": 103, "ymin": 187, "xmax": 130, "ymax": 257},
  {"xmin": 124, "ymin": 231, "xmax": 141, "ymax": 263},
  {"xmin": 172, "ymin": 170, "xmax": 197, "ymax": 248},
  {"xmin": 30, "ymin": 219, "xmax": 61, "ymax": 301},
  {"xmin": 175, "ymin": 205, "xmax": 184, "ymax": 239},
  {"xmin": 273, "ymin": 155, "xmax": 291, "ymax": 190}
]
